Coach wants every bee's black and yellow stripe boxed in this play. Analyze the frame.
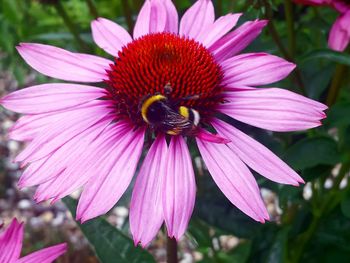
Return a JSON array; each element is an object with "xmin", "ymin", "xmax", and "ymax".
[
  {"xmin": 141, "ymin": 95, "xmax": 200, "ymax": 135},
  {"xmin": 179, "ymin": 106, "xmax": 200, "ymax": 126},
  {"xmin": 141, "ymin": 94, "xmax": 167, "ymax": 124}
]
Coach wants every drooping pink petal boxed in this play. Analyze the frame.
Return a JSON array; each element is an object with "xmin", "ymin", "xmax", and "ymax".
[
  {"xmin": 76, "ymin": 127, "xmax": 145, "ymax": 222},
  {"xmin": 197, "ymin": 13, "xmax": 242, "ymax": 48},
  {"xmin": 221, "ymin": 53, "xmax": 296, "ymax": 86},
  {"xmin": 31, "ymin": 121, "xmax": 129, "ymax": 202},
  {"xmin": 134, "ymin": 0, "xmax": 169, "ymax": 39},
  {"xmin": 15, "ymin": 101, "xmax": 114, "ymax": 164},
  {"xmin": 293, "ymin": 0, "xmax": 328, "ymax": 5},
  {"xmin": 196, "ymin": 129, "xmax": 230, "ymax": 144},
  {"xmin": 91, "ymin": 17, "xmax": 133, "ymax": 57},
  {"xmin": 130, "ymin": 135, "xmax": 167, "ymax": 247},
  {"xmin": 16, "ymin": 243, "xmax": 67, "ymax": 263},
  {"xmin": 219, "ymin": 88, "xmax": 327, "ymax": 132},
  {"xmin": 0, "ymin": 83, "xmax": 106, "ymax": 114},
  {"xmin": 209, "ymin": 20, "xmax": 268, "ymax": 62},
  {"xmin": 328, "ymin": 11, "xmax": 350, "ymax": 52},
  {"xmin": 212, "ymin": 119, "xmax": 304, "ymax": 185},
  {"xmin": 0, "ymin": 219, "xmax": 23, "ymax": 263},
  {"xmin": 179, "ymin": 0, "xmax": 215, "ymax": 40},
  {"xmin": 16, "ymin": 43, "xmax": 112, "ymax": 82},
  {"xmin": 163, "ymin": 136, "xmax": 196, "ymax": 240},
  {"xmin": 196, "ymin": 139, "xmax": 269, "ymax": 222},
  {"xmin": 332, "ymin": 1, "xmax": 350, "ymax": 13},
  {"xmin": 18, "ymin": 116, "xmax": 114, "ymax": 189}
]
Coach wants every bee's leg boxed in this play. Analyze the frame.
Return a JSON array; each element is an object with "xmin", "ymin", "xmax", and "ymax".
[{"xmin": 164, "ymin": 82, "xmax": 173, "ymax": 96}]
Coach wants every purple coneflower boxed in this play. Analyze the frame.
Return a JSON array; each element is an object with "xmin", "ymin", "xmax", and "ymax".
[
  {"xmin": 1, "ymin": 0, "xmax": 327, "ymax": 247},
  {"xmin": 295, "ymin": 0, "xmax": 350, "ymax": 51},
  {"xmin": 0, "ymin": 218, "xmax": 66, "ymax": 263}
]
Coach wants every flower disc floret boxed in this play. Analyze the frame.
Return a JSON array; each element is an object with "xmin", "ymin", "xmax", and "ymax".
[{"xmin": 106, "ymin": 32, "xmax": 224, "ymax": 125}]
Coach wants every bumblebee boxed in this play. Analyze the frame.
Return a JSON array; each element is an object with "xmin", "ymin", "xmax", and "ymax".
[{"xmin": 141, "ymin": 93, "xmax": 200, "ymax": 136}]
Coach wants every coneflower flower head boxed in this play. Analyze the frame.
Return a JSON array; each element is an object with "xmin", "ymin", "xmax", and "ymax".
[
  {"xmin": 295, "ymin": 0, "xmax": 350, "ymax": 51},
  {"xmin": 0, "ymin": 0, "xmax": 327, "ymax": 247}
]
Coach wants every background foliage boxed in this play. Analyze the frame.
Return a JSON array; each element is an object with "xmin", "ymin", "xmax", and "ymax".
[{"xmin": 1, "ymin": 0, "xmax": 350, "ymax": 262}]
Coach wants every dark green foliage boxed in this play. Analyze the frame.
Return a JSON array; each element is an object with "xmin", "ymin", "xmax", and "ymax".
[{"xmin": 63, "ymin": 197, "xmax": 156, "ymax": 263}]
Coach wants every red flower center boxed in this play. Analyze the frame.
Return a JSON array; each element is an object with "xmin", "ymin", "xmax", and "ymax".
[{"xmin": 106, "ymin": 32, "xmax": 224, "ymax": 128}]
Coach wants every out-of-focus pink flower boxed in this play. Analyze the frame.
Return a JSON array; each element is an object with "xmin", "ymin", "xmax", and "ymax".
[
  {"xmin": 295, "ymin": 0, "xmax": 350, "ymax": 51},
  {"xmin": 0, "ymin": 218, "xmax": 67, "ymax": 263},
  {"xmin": 0, "ymin": 0, "xmax": 327, "ymax": 247}
]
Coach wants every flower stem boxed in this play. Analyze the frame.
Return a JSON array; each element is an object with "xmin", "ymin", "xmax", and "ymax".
[
  {"xmin": 326, "ymin": 63, "xmax": 347, "ymax": 107},
  {"xmin": 86, "ymin": 0, "xmax": 99, "ymax": 19},
  {"xmin": 53, "ymin": 1, "xmax": 88, "ymax": 52},
  {"xmin": 167, "ymin": 237, "xmax": 178, "ymax": 263},
  {"xmin": 122, "ymin": 0, "xmax": 134, "ymax": 33},
  {"xmin": 261, "ymin": 0, "xmax": 306, "ymax": 95},
  {"xmin": 284, "ymin": 0, "xmax": 296, "ymax": 57},
  {"xmin": 217, "ymin": 0, "xmax": 223, "ymax": 16}
]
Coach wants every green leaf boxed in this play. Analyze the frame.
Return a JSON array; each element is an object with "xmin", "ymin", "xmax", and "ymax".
[
  {"xmin": 341, "ymin": 195, "xmax": 350, "ymax": 219},
  {"xmin": 63, "ymin": 197, "xmax": 155, "ymax": 263},
  {"xmin": 300, "ymin": 49, "xmax": 350, "ymax": 66},
  {"xmin": 284, "ymin": 136, "xmax": 341, "ymax": 170},
  {"xmin": 266, "ymin": 228, "xmax": 289, "ymax": 263},
  {"xmin": 217, "ymin": 241, "xmax": 252, "ymax": 263},
  {"xmin": 326, "ymin": 103, "xmax": 350, "ymax": 128},
  {"xmin": 188, "ymin": 219, "xmax": 213, "ymax": 248}
]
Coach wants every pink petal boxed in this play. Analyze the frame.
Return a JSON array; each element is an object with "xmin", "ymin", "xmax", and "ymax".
[
  {"xmin": 9, "ymin": 114, "xmax": 55, "ymax": 142},
  {"xmin": 16, "ymin": 243, "xmax": 67, "ymax": 263},
  {"xmin": 219, "ymin": 88, "xmax": 327, "ymax": 132},
  {"xmin": 0, "ymin": 219, "xmax": 24, "ymax": 263},
  {"xmin": 0, "ymin": 83, "xmax": 106, "ymax": 114},
  {"xmin": 221, "ymin": 53, "xmax": 296, "ymax": 86},
  {"xmin": 91, "ymin": 17, "xmax": 132, "ymax": 57},
  {"xmin": 196, "ymin": 139, "xmax": 269, "ymax": 222},
  {"xmin": 32, "ymin": 121, "xmax": 132, "ymax": 202},
  {"xmin": 18, "ymin": 116, "xmax": 114, "ymax": 189},
  {"xmin": 130, "ymin": 135, "xmax": 167, "ymax": 247},
  {"xmin": 328, "ymin": 11, "xmax": 350, "ymax": 52},
  {"xmin": 33, "ymin": 122, "xmax": 132, "ymax": 202},
  {"xmin": 196, "ymin": 129, "xmax": 230, "ymax": 144},
  {"xmin": 76, "ymin": 127, "xmax": 145, "ymax": 222},
  {"xmin": 15, "ymin": 101, "xmax": 114, "ymax": 164},
  {"xmin": 197, "ymin": 13, "xmax": 242, "ymax": 48},
  {"xmin": 164, "ymin": 0, "xmax": 179, "ymax": 34},
  {"xmin": 133, "ymin": 0, "xmax": 167, "ymax": 39},
  {"xmin": 294, "ymin": 0, "xmax": 328, "ymax": 5},
  {"xmin": 163, "ymin": 137, "xmax": 196, "ymax": 240},
  {"xmin": 209, "ymin": 20, "xmax": 268, "ymax": 62},
  {"xmin": 16, "ymin": 43, "xmax": 112, "ymax": 82},
  {"xmin": 179, "ymin": 0, "xmax": 215, "ymax": 40},
  {"xmin": 212, "ymin": 119, "xmax": 304, "ymax": 185}
]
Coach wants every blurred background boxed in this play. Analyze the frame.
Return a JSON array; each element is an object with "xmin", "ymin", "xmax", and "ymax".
[{"xmin": 0, "ymin": 0, "xmax": 350, "ymax": 262}]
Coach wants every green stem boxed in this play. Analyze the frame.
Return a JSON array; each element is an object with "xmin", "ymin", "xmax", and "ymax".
[
  {"xmin": 121, "ymin": 0, "xmax": 134, "ymax": 34},
  {"xmin": 261, "ymin": 0, "xmax": 306, "ymax": 95},
  {"xmin": 326, "ymin": 64, "xmax": 346, "ymax": 107},
  {"xmin": 53, "ymin": 1, "xmax": 88, "ymax": 51},
  {"xmin": 217, "ymin": 0, "xmax": 223, "ymax": 17},
  {"xmin": 86, "ymin": 0, "xmax": 99, "ymax": 19},
  {"xmin": 284, "ymin": 0, "xmax": 296, "ymax": 57},
  {"xmin": 167, "ymin": 237, "xmax": 178, "ymax": 263}
]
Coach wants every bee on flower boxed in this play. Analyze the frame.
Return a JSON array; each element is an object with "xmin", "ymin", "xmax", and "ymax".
[{"xmin": 0, "ymin": 0, "xmax": 327, "ymax": 247}]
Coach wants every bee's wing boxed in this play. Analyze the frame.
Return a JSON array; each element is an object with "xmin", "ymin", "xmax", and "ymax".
[{"xmin": 161, "ymin": 104, "xmax": 194, "ymax": 133}]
